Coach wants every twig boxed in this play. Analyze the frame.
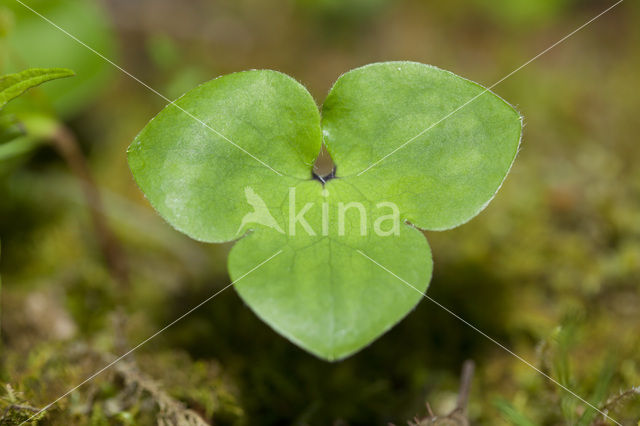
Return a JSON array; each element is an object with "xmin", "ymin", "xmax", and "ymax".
[
  {"xmin": 107, "ymin": 355, "xmax": 210, "ymax": 426},
  {"xmin": 0, "ymin": 403, "xmax": 41, "ymax": 423},
  {"xmin": 426, "ymin": 402, "xmax": 435, "ymax": 418},
  {"xmin": 48, "ymin": 125, "xmax": 129, "ymax": 289},
  {"xmin": 5, "ymin": 404, "xmax": 39, "ymax": 412},
  {"xmin": 601, "ymin": 386, "xmax": 640, "ymax": 417},
  {"xmin": 455, "ymin": 360, "xmax": 475, "ymax": 415},
  {"xmin": 406, "ymin": 360, "xmax": 475, "ymax": 426},
  {"xmin": 47, "ymin": 125, "xmax": 130, "ymax": 355}
]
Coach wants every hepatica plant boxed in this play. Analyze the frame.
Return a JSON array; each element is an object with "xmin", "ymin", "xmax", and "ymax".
[{"xmin": 128, "ymin": 61, "xmax": 522, "ymax": 361}]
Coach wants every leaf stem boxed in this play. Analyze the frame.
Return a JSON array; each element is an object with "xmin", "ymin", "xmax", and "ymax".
[{"xmin": 48, "ymin": 124, "xmax": 130, "ymax": 290}]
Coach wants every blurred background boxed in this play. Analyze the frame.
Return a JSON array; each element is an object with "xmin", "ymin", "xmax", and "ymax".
[{"xmin": 1, "ymin": 0, "xmax": 639, "ymax": 424}]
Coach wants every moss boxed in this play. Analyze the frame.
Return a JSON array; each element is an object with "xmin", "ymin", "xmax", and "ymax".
[{"xmin": 1, "ymin": 342, "xmax": 244, "ymax": 425}]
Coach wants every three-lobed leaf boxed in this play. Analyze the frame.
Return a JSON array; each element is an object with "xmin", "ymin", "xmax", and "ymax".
[
  {"xmin": 0, "ymin": 68, "xmax": 74, "ymax": 110},
  {"xmin": 128, "ymin": 62, "xmax": 522, "ymax": 360}
]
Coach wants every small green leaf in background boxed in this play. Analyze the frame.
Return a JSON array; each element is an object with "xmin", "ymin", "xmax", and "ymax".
[
  {"xmin": 493, "ymin": 397, "xmax": 537, "ymax": 426},
  {"xmin": 1, "ymin": 0, "xmax": 115, "ymax": 117},
  {"xmin": 0, "ymin": 68, "xmax": 74, "ymax": 110},
  {"xmin": 0, "ymin": 135, "xmax": 42, "ymax": 162},
  {"xmin": 0, "ymin": 115, "xmax": 22, "ymax": 143},
  {"xmin": 552, "ymin": 316, "xmax": 581, "ymax": 423},
  {"xmin": 128, "ymin": 62, "xmax": 522, "ymax": 360}
]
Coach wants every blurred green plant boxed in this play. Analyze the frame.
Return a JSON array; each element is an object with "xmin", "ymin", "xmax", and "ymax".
[
  {"xmin": 0, "ymin": 67, "xmax": 73, "ymax": 109},
  {"xmin": 0, "ymin": 0, "xmax": 115, "ymax": 117},
  {"xmin": 0, "ymin": 63, "xmax": 128, "ymax": 290},
  {"xmin": 295, "ymin": 0, "xmax": 390, "ymax": 21},
  {"xmin": 493, "ymin": 397, "xmax": 536, "ymax": 426},
  {"xmin": 493, "ymin": 315, "xmax": 624, "ymax": 425},
  {"xmin": 471, "ymin": 0, "xmax": 576, "ymax": 28},
  {"xmin": 0, "ymin": 67, "xmax": 73, "ymax": 164}
]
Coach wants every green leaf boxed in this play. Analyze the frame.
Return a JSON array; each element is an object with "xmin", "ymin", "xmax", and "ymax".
[
  {"xmin": 322, "ymin": 62, "xmax": 522, "ymax": 230},
  {"xmin": 128, "ymin": 62, "xmax": 521, "ymax": 360},
  {"xmin": 227, "ymin": 183, "xmax": 432, "ymax": 360},
  {"xmin": 0, "ymin": 68, "xmax": 74, "ymax": 109},
  {"xmin": 128, "ymin": 70, "xmax": 322, "ymax": 243}
]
